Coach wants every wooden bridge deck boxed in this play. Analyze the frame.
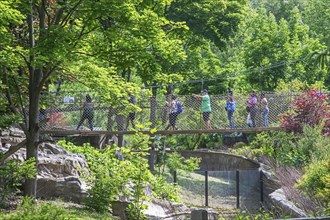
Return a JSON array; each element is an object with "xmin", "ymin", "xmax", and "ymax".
[{"xmin": 41, "ymin": 127, "xmax": 285, "ymax": 136}]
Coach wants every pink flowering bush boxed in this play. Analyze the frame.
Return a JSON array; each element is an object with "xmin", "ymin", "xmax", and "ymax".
[
  {"xmin": 47, "ymin": 112, "xmax": 68, "ymax": 126},
  {"xmin": 279, "ymin": 89, "xmax": 330, "ymax": 134}
]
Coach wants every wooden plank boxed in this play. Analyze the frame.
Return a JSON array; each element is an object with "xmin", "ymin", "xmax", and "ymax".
[{"xmin": 41, "ymin": 127, "xmax": 285, "ymax": 136}]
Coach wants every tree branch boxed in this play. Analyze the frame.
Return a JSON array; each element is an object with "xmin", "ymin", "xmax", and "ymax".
[
  {"xmin": 60, "ymin": 0, "xmax": 83, "ymax": 27},
  {"xmin": 0, "ymin": 118, "xmax": 49, "ymax": 164},
  {"xmin": 12, "ymin": 75, "xmax": 28, "ymax": 131},
  {"xmin": 0, "ymin": 140, "xmax": 27, "ymax": 164}
]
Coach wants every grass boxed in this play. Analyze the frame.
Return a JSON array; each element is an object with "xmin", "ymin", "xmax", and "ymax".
[{"xmin": 0, "ymin": 198, "xmax": 119, "ymax": 220}]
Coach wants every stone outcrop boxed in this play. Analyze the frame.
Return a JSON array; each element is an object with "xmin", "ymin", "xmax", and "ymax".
[
  {"xmin": 36, "ymin": 142, "xmax": 89, "ymax": 202},
  {"xmin": 0, "ymin": 131, "xmax": 89, "ymax": 203},
  {"xmin": 269, "ymin": 188, "xmax": 307, "ymax": 218}
]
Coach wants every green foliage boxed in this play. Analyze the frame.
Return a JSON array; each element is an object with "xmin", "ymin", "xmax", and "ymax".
[
  {"xmin": 303, "ymin": 0, "xmax": 330, "ymax": 47},
  {"xmin": 165, "ymin": 152, "xmax": 201, "ymax": 175},
  {"xmin": 0, "ymin": 197, "xmax": 117, "ymax": 220},
  {"xmin": 232, "ymin": 208, "xmax": 286, "ymax": 220},
  {"xmin": 230, "ymin": 125, "xmax": 330, "ymax": 214},
  {"xmin": 227, "ymin": 7, "xmax": 326, "ymax": 91},
  {"xmin": 150, "ymin": 175, "xmax": 179, "ymax": 201},
  {"xmin": 167, "ymin": 0, "xmax": 248, "ymax": 48},
  {"xmin": 0, "ymin": 197, "xmax": 73, "ymax": 220},
  {"xmin": 296, "ymin": 156, "xmax": 330, "ymax": 215},
  {"xmin": 58, "ymin": 133, "xmax": 179, "ymax": 216},
  {"xmin": 0, "ymin": 114, "xmax": 21, "ymax": 129},
  {"xmin": 0, "ymin": 81, "xmax": 21, "ymax": 129},
  {"xmin": 233, "ymin": 124, "xmax": 330, "ymax": 167},
  {"xmin": 0, "ymin": 158, "xmax": 37, "ymax": 208}
]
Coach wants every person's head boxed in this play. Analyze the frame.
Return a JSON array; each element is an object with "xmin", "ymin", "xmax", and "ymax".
[
  {"xmin": 228, "ymin": 89, "xmax": 233, "ymax": 95},
  {"xmin": 201, "ymin": 89, "xmax": 208, "ymax": 95},
  {"xmin": 171, "ymin": 94, "xmax": 176, "ymax": 100},
  {"xmin": 250, "ymin": 90, "xmax": 256, "ymax": 97},
  {"xmin": 86, "ymin": 94, "xmax": 92, "ymax": 102},
  {"xmin": 261, "ymin": 93, "xmax": 265, "ymax": 98}
]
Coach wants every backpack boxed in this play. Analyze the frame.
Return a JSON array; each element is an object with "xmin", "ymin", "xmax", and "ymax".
[
  {"xmin": 226, "ymin": 100, "xmax": 236, "ymax": 111},
  {"xmin": 176, "ymin": 100, "xmax": 183, "ymax": 114}
]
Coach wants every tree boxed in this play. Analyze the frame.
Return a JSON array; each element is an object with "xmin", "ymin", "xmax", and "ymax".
[
  {"xmin": 249, "ymin": 0, "xmax": 307, "ymax": 21},
  {"xmin": 0, "ymin": 0, "xmax": 189, "ymax": 197},
  {"xmin": 227, "ymin": 7, "xmax": 325, "ymax": 91},
  {"xmin": 167, "ymin": 0, "xmax": 248, "ymax": 49},
  {"xmin": 303, "ymin": 0, "xmax": 330, "ymax": 48}
]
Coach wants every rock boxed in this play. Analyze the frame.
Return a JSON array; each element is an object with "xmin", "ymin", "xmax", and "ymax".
[
  {"xmin": 190, "ymin": 208, "xmax": 219, "ymax": 220},
  {"xmin": 9, "ymin": 127, "xmax": 25, "ymax": 137},
  {"xmin": 269, "ymin": 188, "xmax": 307, "ymax": 218},
  {"xmin": 143, "ymin": 197, "xmax": 191, "ymax": 220},
  {"xmin": 37, "ymin": 176, "xmax": 87, "ymax": 203},
  {"xmin": 112, "ymin": 197, "xmax": 191, "ymax": 220},
  {"xmin": 0, "ymin": 141, "xmax": 89, "ymax": 203}
]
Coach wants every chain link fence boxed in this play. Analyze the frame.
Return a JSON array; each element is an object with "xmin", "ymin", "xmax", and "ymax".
[{"xmin": 37, "ymin": 91, "xmax": 295, "ymax": 131}]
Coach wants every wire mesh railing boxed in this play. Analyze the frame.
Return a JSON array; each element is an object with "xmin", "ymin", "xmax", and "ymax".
[{"xmin": 37, "ymin": 92, "xmax": 295, "ymax": 131}]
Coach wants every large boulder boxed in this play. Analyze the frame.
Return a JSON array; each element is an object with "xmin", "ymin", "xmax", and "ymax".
[
  {"xmin": 0, "ymin": 139, "xmax": 89, "ymax": 203},
  {"xmin": 269, "ymin": 188, "xmax": 307, "ymax": 218},
  {"xmin": 36, "ymin": 142, "xmax": 89, "ymax": 202}
]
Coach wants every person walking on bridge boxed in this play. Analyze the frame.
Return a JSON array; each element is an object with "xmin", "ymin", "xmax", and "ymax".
[
  {"xmin": 193, "ymin": 89, "xmax": 212, "ymax": 129},
  {"xmin": 126, "ymin": 93, "xmax": 136, "ymax": 130},
  {"xmin": 246, "ymin": 90, "xmax": 257, "ymax": 127},
  {"xmin": 260, "ymin": 93, "xmax": 269, "ymax": 127},
  {"xmin": 225, "ymin": 95, "xmax": 236, "ymax": 128},
  {"xmin": 77, "ymin": 94, "xmax": 94, "ymax": 131},
  {"xmin": 165, "ymin": 95, "xmax": 179, "ymax": 130}
]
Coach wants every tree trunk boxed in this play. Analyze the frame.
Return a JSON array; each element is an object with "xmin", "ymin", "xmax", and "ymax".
[{"xmin": 23, "ymin": 2, "xmax": 41, "ymax": 197}]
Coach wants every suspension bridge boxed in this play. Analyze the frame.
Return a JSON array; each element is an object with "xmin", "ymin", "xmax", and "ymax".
[{"xmin": 39, "ymin": 91, "xmax": 291, "ymax": 136}]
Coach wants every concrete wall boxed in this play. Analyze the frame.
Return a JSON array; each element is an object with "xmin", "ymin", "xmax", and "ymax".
[{"xmin": 175, "ymin": 150, "xmax": 260, "ymax": 171}]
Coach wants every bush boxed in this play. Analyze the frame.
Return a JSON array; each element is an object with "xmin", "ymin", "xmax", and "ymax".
[
  {"xmin": 0, "ymin": 197, "xmax": 116, "ymax": 219},
  {"xmin": 279, "ymin": 89, "xmax": 330, "ymax": 134},
  {"xmin": 58, "ymin": 132, "xmax": 180, "ymax": 217},
  {"xmin": 0, "ymin": 197, "xmax": 73, "ymax": 220},
  {"xmin": 0, "ymin": 158, "xmax": 37, "ymax": 208},
  {"xmin": 297, "ymin": 156, "xmax": 330, "ymax": 215},
  {"xmin": 164, "ymin": 152, "xmax": 201, "ymax": 174}
]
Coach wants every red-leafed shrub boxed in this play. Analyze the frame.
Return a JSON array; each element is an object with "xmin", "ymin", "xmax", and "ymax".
[
  {"xmin": 279, "ymin": 89, "xmax": 330, "ymax": 133},
  {"xmin": 47, "ymin": 112, "xmax": 68, "ymax": 126}
]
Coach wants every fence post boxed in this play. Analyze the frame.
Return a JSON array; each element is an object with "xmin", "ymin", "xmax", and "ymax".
[
  {"xmin": 205, "ymin": 170, "xmax": 208, "ymax": 207},
  {"xmin": 260, "ymin": 170, "xmax": 264, "ymax": 206},
  {"xmin": 236, "ymin": 170, "xmax": 240, "ymax": 209}
]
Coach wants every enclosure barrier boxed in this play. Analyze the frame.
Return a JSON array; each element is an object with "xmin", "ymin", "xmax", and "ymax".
[{"xmin": 172, "ymin": 169, "xmax": 264, "ymax": 210}]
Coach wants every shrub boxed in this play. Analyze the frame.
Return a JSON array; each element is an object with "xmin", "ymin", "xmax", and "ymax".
[
  {"xmin": 279, "ymin": 89, "xmax": 330, "ymax": 134},
  {"xmin": 47, "ymin": 112, "xmax": 68, "ymax": 126},
  {"xmin": 296, "ymin": 156, "xmax": 330, "ymax": 215},
  {"xmin": 58, "ymin": 132, "xmax": 180, "ymax": 217},
  {"xmin": 0, "ymin": 197, "xmax": 74, "ymax": 220},
  {"xmin": 0, "ymin": 158, "xmax": 37, "ymax": 208},
  {"xmin": 165, "ymin": 152, "xmax": 201, "ymax": 175}
]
